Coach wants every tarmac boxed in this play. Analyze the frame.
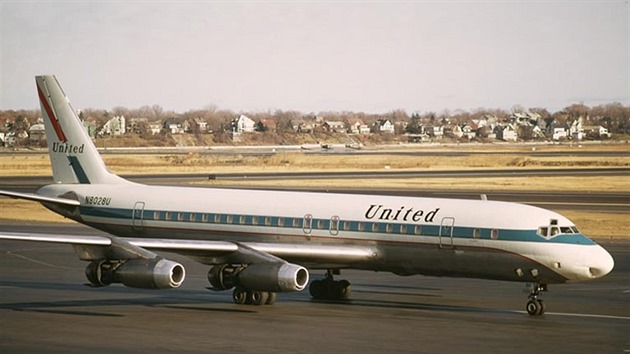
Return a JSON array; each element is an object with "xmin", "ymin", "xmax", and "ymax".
[{"xmin": 0, "ymin": 223, "xmax": 628, "ymax": 354}]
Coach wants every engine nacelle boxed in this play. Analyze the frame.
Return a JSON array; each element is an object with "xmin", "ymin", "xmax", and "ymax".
[
  {"xmin": 85, "ymin": 258, "xmax": 185, "ymax": 289},
  {"xmin": 207, "ymin": 263, "xmax": 309, "ymax": 293}
]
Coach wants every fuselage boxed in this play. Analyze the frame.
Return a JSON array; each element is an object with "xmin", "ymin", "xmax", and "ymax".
[{"xmin": 37, "ymin": 181, "xmax": 615, "ymax": 285}]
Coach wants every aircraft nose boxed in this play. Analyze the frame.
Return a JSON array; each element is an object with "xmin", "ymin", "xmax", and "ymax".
[{"xmin": 588, "ymin": 245, "xmax": 615, "ymax": 278}]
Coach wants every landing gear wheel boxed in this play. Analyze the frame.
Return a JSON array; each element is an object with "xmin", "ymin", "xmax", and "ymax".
[
  {"xmin": 309, "ymin": 272, "xmax": 352, "ymax": 301},
  {"xmin": 309, "ymin": 280, "xmax": 324, "ymax": 299},
  {"xmin": 232, "ymin": 287, "xmax": 247, "ymax": 305},
  {"xmin": 535, "ymin": 299, "xmax": 545, "ymax": 315},
  {"xmin": 526, "ymin": 299, "xmax": 541, "ymax": 316},
  {"xmin": 248, "ymin": 291, "xmax": 269, "ymax": 306},
  {"xmin": 525, "ymin": 283, "xmax": 547, "ymax": 316},
  {"xmin": 265, "ymin": 292, "xmax": 277, "ymax": 305},
  {"xmin": 339, "ymin": 280, "xmax": 352, "ymax": 299}
]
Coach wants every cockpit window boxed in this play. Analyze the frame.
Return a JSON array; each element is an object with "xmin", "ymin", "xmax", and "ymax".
[{"xmin": 538, "ymin": 224, "xmax": 580, "ymax": 238}]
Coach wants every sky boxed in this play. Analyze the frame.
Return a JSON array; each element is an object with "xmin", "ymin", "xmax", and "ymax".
[{"xmin": 1, "ymin": 1, "xmax": 628, "ymax": 114}]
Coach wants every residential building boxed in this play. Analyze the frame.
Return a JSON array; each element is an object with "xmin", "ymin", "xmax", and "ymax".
[
  {"xmin": 375, "ymin": 119, "xmax": 395, "ymax": 134},
  {"xmin": 233, "ymin": 115, "xmax": 256, "ymax": 133},
  {"xmin": 99, "ymin": 115, "xmax": 126, "ymax": 136}
]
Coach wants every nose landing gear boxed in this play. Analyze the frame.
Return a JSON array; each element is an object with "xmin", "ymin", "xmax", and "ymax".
[{"xmin": 526, "ymin": 282, "xmax": 547, "ymax": 316}]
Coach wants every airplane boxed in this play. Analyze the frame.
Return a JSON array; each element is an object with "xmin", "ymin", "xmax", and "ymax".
[{"xmin": 0, "ymin": 75, "xmax": 615, "ymax": 316}]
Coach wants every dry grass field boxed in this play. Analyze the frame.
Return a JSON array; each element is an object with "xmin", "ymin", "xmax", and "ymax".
[{"xmin": 1, "ymin": 143, "xmax": 628, "ymax": 239}]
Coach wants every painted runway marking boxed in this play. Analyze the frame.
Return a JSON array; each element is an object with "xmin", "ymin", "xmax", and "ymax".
[
  {"xmin": 7, "ymin": 252, "xmax": 64, "ymax": 268},
  {"xmin": 538, "ymin": 312, "xmax": 630, "ymax": 321}
]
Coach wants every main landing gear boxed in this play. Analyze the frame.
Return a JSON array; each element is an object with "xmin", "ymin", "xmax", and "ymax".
[
  {"xmin": 309, "ymin": 270, "xmax": 352, "ymax": 301},
  {"xmin": 232, "ymin": 287, "xmax": 277, "ymax": 306},
  {"xmin": 525, "ymin": 282, "xmax": 547, "ymax": 316}
]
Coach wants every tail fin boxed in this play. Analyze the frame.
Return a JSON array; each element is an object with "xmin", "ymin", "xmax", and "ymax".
[{"xmin": 36, "ymin": 75, "xmax": 126, "ymax": 184}]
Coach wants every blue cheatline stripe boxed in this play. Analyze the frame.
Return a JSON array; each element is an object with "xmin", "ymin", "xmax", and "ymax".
[
  {"xmin": 78, "ymin": 206, "xmax": 596, "ymax": 246},
  {"xmin": 67, "ymin": 156, "xmax": 90, "ymax": 184}
]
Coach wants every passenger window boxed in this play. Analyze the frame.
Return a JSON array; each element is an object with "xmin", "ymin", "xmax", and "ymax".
[
  {"xmin": 214, "ymin": 214, "xmax": 221, "ymax": 223},
  {"xmin": 293, "ymin": 218, "xmax": 301, "ymax": 228},
  {"xmin": 414, "ymin": 225, "xmax": 422, "ymax": 235},
  {"xmin": 473, "ymin": 228, "xmax": 480, "ymax": 239},
  {"xmin": 386, "ymin": 224, "xmax": 393, "ymax": 233},
  {"xmin": 317, "ymin": 219, "xmax": 325, "ymax": 229},
  {"xmin": 330, "ymin": 216, "xmax": 339, "ymax": 232},
  {"xmin": 239, "ymin": 215, "xmax": 246, "ymax": 225},
  {"xmin": 278, "ymin": 217, "xmax": 284, "ymax": 227},
  {"xmin": 202, "ymin": 214, "xmax": 208, "ymax": 223},
  {"xmin": 491, "ymin": 229, "xmax": 499, "ymax": 240}
]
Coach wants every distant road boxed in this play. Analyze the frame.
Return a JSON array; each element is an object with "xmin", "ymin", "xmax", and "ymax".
[
  {"xmin": 2, "ymin": 146, "xmax": 629, "ymax": 157},
  {"xmin": 1, "ymin": 168, "xmax": 628, "ymax": 213},
  {"xmin": 1, "ymin": 167, "xmax": 629, "ymax": 186}
]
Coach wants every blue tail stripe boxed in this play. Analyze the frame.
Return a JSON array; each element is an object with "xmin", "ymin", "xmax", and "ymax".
[{"xmin": 67, "ymin": 156, "xmax": 90, "ymax": 184}]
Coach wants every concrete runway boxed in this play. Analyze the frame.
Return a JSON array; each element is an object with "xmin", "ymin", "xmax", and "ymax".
[{"xmin": 1, "ymin": 223, "xmax": 628, "ymax": 354}]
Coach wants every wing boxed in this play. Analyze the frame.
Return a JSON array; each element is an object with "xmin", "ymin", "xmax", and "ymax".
[{"xmin": 0, "ymin": 232, "xmax": 380, "ymax": 268}]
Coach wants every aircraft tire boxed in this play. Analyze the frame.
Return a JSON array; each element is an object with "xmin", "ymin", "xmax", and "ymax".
[
  {"xmin": 265, "ymin": 292, "xmax": 277, "ymax": 305},
  {"xmin": 233, "ymin": 287, "xmax": 248, "ymax": 305},
  {"xmin": 248, "ymin": 290, "xmax": 269, "ymax": 306},
  {"xmin": 526, "ymin": 299, "xmax": 542, "ymax": 316}
]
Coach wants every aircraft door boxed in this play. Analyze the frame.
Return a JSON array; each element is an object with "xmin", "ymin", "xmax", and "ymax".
[
  {"xmin": 132, "ymin": 201, "xmax": 145, "ymax": 231},
  {"xmin": 439, "ymin": 217, "xmax": 455, "ymax": 249}
]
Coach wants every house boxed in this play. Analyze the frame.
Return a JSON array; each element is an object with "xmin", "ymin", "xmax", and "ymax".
[
  {"xmin": 259, "ymin": 118, "xmax": 277, "ymax": 132},
  {"xmin": 128, "ymin": 117, "xmax": 149, "ymax": 134},
  {"xmin": 99, "ymin": 115, "xmax": 126, "ymax": 136},
  {"xmin": 423, "ymin": 124, "xmax": 443, "ymax": 138},
  {"xmin": 190, "ymin": 118, "xmax": 208, "ymax": 133},
  {"xmin": 323, "ymin": 121, "xmax": 346, "ymax": 133},
  {"xmin": 551, "ymin": 127, "xmax": 568, "ymax": 140},
  {"xmin": 584, "ymin": 125, "xmax": 611, "ymax": 139},
  {"xmin": 495, "ymin": 124, "xmax": 517, "ymax": 141},
  {"xmin": 28, "ymin": 123, "xmax": 46, "ymax": 144},
  {"xmin": 476, "ymin": 125, "xmax": 495, "ymax": 139},
  {"xmin": 347, "ymin": 119, "xmax": 369, "ymax": 135},
  {"xmin": 461, "ymin": 125, "xmax": 476, "ymax": 140},
  {"xmin": 293, "ymin": 119, "xmax": 318, "ymax": 133},
  {"xmin": 449, "ymin": 125, "xmax": 464, "ymax": 139},
  {"xmin": 148, "ymin": 122, "xmax": 162, "ymax": 135},
  {"xmin": 375, "ymin": 119, "xmax": 395, "ymax": 134},
  {"xmin": 570, "ymin": 119, "xmax": 584, "ymax": 140},
  {"xmin": 163, "ymin": 119, "xmax": 185, "ymax": 134},
  {"xmin": 233, "ymin": 115, "xmax": 256, "ymax": 133}
]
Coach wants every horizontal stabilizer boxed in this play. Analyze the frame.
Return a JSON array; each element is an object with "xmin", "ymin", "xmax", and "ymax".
[{"xmin": 0, "ymin": 190, "xmax": 81, "ymax": 206}]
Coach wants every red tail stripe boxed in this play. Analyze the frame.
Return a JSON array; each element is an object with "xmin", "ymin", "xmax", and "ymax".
[{"xmin": 37, "ymin": 83, "xmax": 67, "ymax": 142}]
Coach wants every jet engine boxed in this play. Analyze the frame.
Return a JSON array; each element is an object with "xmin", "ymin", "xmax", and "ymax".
[
  {"xmin": 207, "ymin": 262, "xmax": 309, "ymax": 292},
  {"xmin": 85, "ymin": 258, "xmax": 185, "ymax": 289}
]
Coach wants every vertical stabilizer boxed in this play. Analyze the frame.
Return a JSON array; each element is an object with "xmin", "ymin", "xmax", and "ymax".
[{"xmin": 36, "ymin": 75, "xmax": 126, "ymax": 184}]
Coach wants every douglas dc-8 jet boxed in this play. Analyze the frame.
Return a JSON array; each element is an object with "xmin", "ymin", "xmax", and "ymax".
[{"xmin": 0, "ymin": 75, "xmax": 615, "ymax": 316}]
